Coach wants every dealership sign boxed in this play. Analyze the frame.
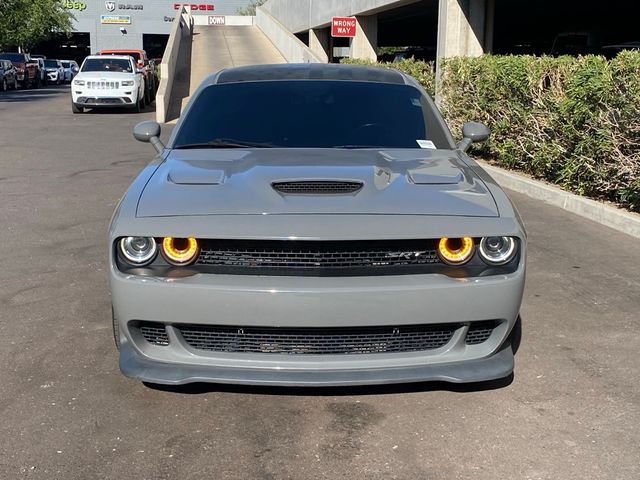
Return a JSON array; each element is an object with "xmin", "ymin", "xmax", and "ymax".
[
  {"xmin": 331, "ymin": 17, "xmax": 357, "ymax": 37},
  {"xmin": 174, "ymin": 3, "xmax": 215, "ymax": 11},
  {"xmin": 62, "ymin": 0, "xmax": 87, "ymax": 10},
  {"xmin": 100, "ymin": 14, "xmax": 132, "ymax": 24}
]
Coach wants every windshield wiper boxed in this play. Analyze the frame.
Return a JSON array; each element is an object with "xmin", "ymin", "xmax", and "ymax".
[{"xmin": 174, "ymin": 139, "xmax": 276, "ymax": 149}]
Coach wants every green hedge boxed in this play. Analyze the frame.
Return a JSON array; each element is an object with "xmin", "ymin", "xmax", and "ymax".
[{"xmin": 342, "ymin": 55, "xmax": 640, "ymax": 212}]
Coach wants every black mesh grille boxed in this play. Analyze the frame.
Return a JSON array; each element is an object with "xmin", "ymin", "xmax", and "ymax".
[
  {"xmin": 176, "ymin": 324, "xmax": 458, "ymax": 355},
  {"xmin": 272, "ymin": 181, "xmax": 363, "ymax": 195},
  {"xmin": 196, "ymin": 239, "xmax": 440, "ymax": 274},
  {"xmin": 465, "ymin": 322, "xmax": 496, "ymax": 345},
  {"xmin": 140, "ymin": 323, "xmax": 169, "ymax": 346}
]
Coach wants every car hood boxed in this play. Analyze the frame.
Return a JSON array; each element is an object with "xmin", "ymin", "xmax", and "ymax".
[
  {"xmin": 75, "ymin": 71, "xmax": 135, "ymax": 81},
  {"xmin": 136, "ymin": 149, "xmax": 498, "ymax": 218}
]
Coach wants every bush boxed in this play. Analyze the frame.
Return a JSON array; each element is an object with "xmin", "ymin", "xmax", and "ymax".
[
  {"xmin": 341, "ymin": 58, "xmax": 436, "ymax": 97},
  {"xmin": 342, "ymin": 53, "xmax": 640, "ymax": 212}
]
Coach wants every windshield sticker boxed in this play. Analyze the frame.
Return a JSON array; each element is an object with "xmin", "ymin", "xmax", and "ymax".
[
  {"xmin": 411, "ymin": 98, "xmax": 421, "ymax": 107},
  {"xmin": 416, "ymin": 140, "xmax": 436, "ymax": 149}
]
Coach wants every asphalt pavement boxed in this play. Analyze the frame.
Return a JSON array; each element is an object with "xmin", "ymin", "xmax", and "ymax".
[{"xmin": 0, "ymin": 86, "xmax": 638, "ymax": 480}]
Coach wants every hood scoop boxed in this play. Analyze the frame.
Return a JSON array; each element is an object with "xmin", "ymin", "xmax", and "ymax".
[{"xmin": 272, "ymin": 180, "xmax": 364, "ymax": 195}]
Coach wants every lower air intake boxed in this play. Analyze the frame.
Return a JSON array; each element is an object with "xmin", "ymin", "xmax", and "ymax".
[
  {"xmin": 176, "ymin": 324, "xmax": 458, "ymax": 355},
  {"xmin": 139, "ymin": 322, "xmax": 169, "ymax": 346},
  {"xmin": 465, "ymin": 322, "xmax": 496, "ymax": 345}
]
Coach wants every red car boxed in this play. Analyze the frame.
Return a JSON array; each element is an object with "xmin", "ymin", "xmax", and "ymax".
[
  {"xmin": 0, "ymin": 53, "xmax": 39, "ymax": 88},
  {"xmin": 98, "ymin": 49, "xmax": 156, "ymax": 104}
]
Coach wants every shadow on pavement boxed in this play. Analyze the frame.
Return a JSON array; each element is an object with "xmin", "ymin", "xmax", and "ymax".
[
  {"xmin": 143, "ymin": 373, "xmax": 515, "ymax": 397},
  {"xmin": 0, "ymin": 84, "xmax": 70, "ymax": 103}
]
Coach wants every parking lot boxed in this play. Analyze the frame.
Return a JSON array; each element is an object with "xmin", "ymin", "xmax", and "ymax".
[{"xmin": 0, "ymin": 85, "xmax": 639, "ymax": 479}]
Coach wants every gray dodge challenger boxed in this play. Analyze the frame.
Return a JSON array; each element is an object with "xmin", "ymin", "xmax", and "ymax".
[{"xmin": 109, "ymin": 63, "xmax": 526, "ymax": 386}]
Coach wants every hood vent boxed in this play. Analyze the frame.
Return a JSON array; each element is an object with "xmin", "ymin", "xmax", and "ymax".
[{"xmin": 272, "ymin": 181, "xmax": 363, "ymax": 195}]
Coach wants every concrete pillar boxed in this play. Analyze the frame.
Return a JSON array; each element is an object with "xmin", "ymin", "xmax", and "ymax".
[
  {"xmin": 309, "ymin": 27, "xmax": 330, "ymax": 63},
  {"xmin": 350, "ymin": 14, "xmax": 377, "ymax": 61},
  {"xmin": 484, "ymin": 0, "xmax": 495, "ymax": 53},
  {"xmin": 437, "ymin": 0, "xmax": 486, "ymax": 59},
  {"xmin": 435, "ymin": 0, "xmax": 491, "ymax": 101}
]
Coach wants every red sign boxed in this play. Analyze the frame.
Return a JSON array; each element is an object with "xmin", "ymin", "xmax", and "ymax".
[
  {"xmin": 174, "ymin": 3, "xmax": 214, "ymax": 11},
  {"xmin": 331, "ymin": 17, "xmax": 357, "ymax": 38}
]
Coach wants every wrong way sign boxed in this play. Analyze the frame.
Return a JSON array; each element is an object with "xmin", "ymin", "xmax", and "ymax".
[{"xmin": 331, "ymin": 17, "xmax": 357, "ymax": 37}]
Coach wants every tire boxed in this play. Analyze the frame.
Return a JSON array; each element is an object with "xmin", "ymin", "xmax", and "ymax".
[
  {"xmin": 133, "ymin": 96, "xmax": 142, "ymax": 113},
  {"xmin": 112, "ymin": 306, "xmax": 120, "ymax": 351},
  {"xmin": 2, "ymin": 78, "xmax": 6, "ymax": 92},
  {"xmin": 71, "ymin": 101, "xmax": 83, "ymax": 114}
]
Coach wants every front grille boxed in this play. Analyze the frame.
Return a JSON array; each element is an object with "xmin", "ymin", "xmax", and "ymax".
[
  {"xmin": 87, "ymin": 80, "xmax": 120, "ymax": 89},
  {"xmin": 79, "ymin": 97, "xmax": 126, "ymax": 104},
  {"xmin": 177, "ymin": 324, "xmax": 458, "ymax": 355},
  {"xmin": 272, "ymin": 181, "xmax": 363, "ymax": 195},
  {"xmin": 196, "ymin": 239, "xmax": 440, "ymax": 275},
  {"xmin": 465, "ymin": 322, "xmax": 496, "ymax": 345},
  {"xmin": 140, "ymin": 323, "xmax": 169, "ymax": 346}
]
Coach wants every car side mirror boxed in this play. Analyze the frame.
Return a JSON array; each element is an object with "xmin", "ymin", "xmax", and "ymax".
[
  {"xmin": 458, "ymin": 122, "xmax": 490, "ymax": 152},
  {"xmin": 133, "ymin": 121, "xmax": 164, "ymax": 154}
]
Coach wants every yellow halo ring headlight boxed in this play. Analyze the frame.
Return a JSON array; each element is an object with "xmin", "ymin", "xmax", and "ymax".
[
  {"xmin": 437, "ymin": 237, "xmax": 475, "ymax": 265},
  {"xmin": 161, "ymin": 237, "xmax": 199, "ymax": 266}
]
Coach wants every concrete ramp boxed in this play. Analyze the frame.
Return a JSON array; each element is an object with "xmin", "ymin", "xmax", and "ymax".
[
  {"xmin": 190, "ymin": 26, "xmax": 285, "ymax": 93},
  {"xmin": 165, "ymin": 25, "xmax": 285, "ymax": 122}
]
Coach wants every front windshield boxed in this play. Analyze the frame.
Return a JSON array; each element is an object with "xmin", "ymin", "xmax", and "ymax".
[
  {"xmin": 44, "ymin": 60, "xmax": 59, "ymax": 68},
  {"xmin": 81, "ymin": 58, "xmax": 132, "ymax": 73},
  {"xmin": 0, "ymin": 53, "xmax": 24, "ymax": 62},
  {"xmin": 60, "ymin": 61, "xmax": 70, "ymax": 68},
  {"xmin": 173, "ymin": 80, "xmax": 451, "ymax": 149}
]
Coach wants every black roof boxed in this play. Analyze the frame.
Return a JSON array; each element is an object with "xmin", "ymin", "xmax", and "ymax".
[{"xmin": 215, "ymin": 63, "xmax": 407, "ymax": 85}]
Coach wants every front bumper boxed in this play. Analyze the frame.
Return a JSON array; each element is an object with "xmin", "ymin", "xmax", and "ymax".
[
  {"xmin": 111, "ymin": 258, "xmax": 525, "ymax": 385},
  {"xmin": 72, "ymin": 89, "xmax": 138, "ymax": 107},
  {"xmin": 120, "ymin": 338, "xmax": 515, "ymax": 386},
  {"xmin": 46, "ymin": 72, "xmax": 58, "ymax": 82}
]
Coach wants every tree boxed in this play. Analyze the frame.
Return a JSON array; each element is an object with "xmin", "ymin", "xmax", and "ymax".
[
  {"xmin": 236, "ymin": 0, "xmax": 268, "ymax": 16},
  {"xmin": 0, "ymin": 0, "xmax": 74, "ymax": 51}
]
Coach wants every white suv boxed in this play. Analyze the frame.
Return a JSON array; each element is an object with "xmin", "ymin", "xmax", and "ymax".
[{"xmin": 71, "ymin": 55, "xmax": 145, "ymax": 113}]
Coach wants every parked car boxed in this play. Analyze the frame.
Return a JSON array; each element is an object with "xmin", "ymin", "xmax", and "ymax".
[
  {"xmin": 110, "ymin": 63, "xmax": 526, "ymax": 387},
  {"xmin": 601, "ymin": 41, "xmax": 640, "ymax": 58},
  {"xmin": 60, "ymin": 60, "xmax": 79, "ymax": 83},
  {"xmin": 0, "ymin": 52, "xmax": 38, "ymax": 88},
  {"xmin": 71, "ymin": 55, "xmax": 145, "ymax": 113},
  {"xmin": 98, "ymin": 49, "xmax": 156, "ymax": 104},
  {"xmin": 28, "ymin": 57, "xmax": 46, "ymax": 86},
  {"xmin": 0, "ymin": 59, "xmax": 18, "ymax": 91},
  {"xmin": 44, "ymin": 59, "xmax": 64, "ymax": 85}
]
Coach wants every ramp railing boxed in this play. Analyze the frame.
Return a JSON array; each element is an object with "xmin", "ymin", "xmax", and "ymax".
[
  {"xmin": 156, "ymin": 7, "xmax": 193, "ymax": 123},
  {"xmin": 255, "ymin": 7, "xmax": 324, "ymax": 63}
]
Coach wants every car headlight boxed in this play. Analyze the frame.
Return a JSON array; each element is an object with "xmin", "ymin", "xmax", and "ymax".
[
  {"xmin": 478, "ymin": 237, "xmax": 517, "ymax": 265},
  {"xmin": 437, "ymin": 237, "xmax": 475, "ymax": 265},
  {"xmin": 161, "ymin": 237, "xmax": 199, "ymax": 266},
  {"xmin": 119, "ymin": 237, "xmax": 157, "ymax": 266},
  {"xmin": 121, "ymin": 80, "xmax": 134, "ymax": 87},
  {"xmin": 74, "ymin": 79, "xmax": 85, "ymax": 86}
]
